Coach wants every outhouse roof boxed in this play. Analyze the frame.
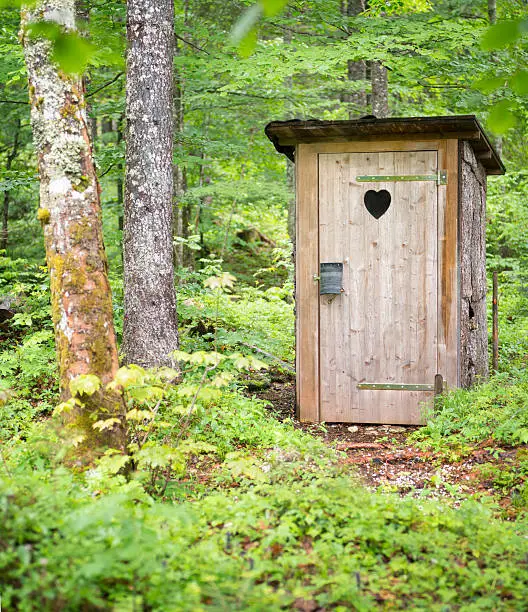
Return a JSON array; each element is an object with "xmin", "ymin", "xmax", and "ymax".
[{"xmin": 265, "ymin": 115, "xmax": 505, "ymax": 175}]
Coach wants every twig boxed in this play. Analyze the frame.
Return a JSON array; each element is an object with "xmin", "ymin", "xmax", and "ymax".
[
  {"xmin": 99, "ymin": 162, "xmax": 116, "ymax": 178},
  {"xmin": 163, "ymin": 364, "xmax": 216, "ymax": 446},
  {"xmin": 175, "ymin": 33, "xmax": 210, "ymax": 55},
  {"xmin": 86, "ymin": 72, "xmax": 124, "ymax": 98},
  {"xmin": 240, "ymin": 342, "xmax": 295, "ymax": 372},
  {"xmin": 0, "ymin": 99, "xmax": 28, "ymax": 105},
  {"xmin": 139, "ymin": 397, "xmax": 163, "ymax": 449}
]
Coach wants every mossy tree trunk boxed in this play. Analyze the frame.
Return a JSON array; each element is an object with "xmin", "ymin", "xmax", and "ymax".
[
  {"xmin": 123, "ymin": 0, "xmax": 179, "ymax": 368},
  {"xmin": 21, "ymin": 0, "xmax": 126, "ymax": 453}
]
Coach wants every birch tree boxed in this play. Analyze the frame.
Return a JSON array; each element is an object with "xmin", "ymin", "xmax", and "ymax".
[
  {"xmin": 123, "ymin": 0, "xmax": 179, "ymax": 368},
  {"xmin": 21, "ymin": 0, "xmax": 126, "ymax": 452}
]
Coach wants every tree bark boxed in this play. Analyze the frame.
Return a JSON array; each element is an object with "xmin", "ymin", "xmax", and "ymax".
[
  {"xmin": 487, "ymin": 0, "xmax": 497, "ymax": 24},
  {"xmin": 371, "ymin": 61, "xmax": 389, "ymax": 118},
  {"xmin": 487, "ymin": 0, "xmax": 502, "ymax": 157},
  {"xmin": 173, "ymin": 41, "xmax": 192, "ymax": 270},
  {"xmin": 343, "ymin": 0, "xmax": 367, "ymax": 118},
  {"xmin": 21, "ymin": 0, "xmax": 126, "ymax": 452},
  {"xmin": 123, "ymin": 0, "xmax": 179, "ymax": 368},
  {"xmin": 1, "ymin": 119, "xmax": 20, "ymax": 252},
  {"xmin": 459, "ymin": 141, "xmax": 489, "ymax": 387}
]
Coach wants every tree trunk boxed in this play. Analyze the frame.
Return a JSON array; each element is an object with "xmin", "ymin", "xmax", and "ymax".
[
  {"xmin": 459, "ymin": 141, "xmax": 489, "ymax": 387},
  {"xmin": 21, "ymin": 0, "xmax": 126, "ymax": 452},
  {"xmin": 173, "ymin": 47, "xmax": 191, "ymax": 270},
  {"xmin": 487, "ymin": 0, "xmax": 496, "ymax": 24},
  {"xmin": 371, "ymin": 61, "xmax": 389, "ymax": 118},
  {"xmin": 487, "ymin": 0, "xmax": 502, "ymax": 157},
  {"xmin": 1, "ymin": 119, "xmax": 20, "ymax": 252},
  {"xmin": 343, "ymin": 0, "xmax": 366, "ymax": 118},
  {"xmin": 123, "ymin": 0, "xmax": 179, "ymax": 368}
]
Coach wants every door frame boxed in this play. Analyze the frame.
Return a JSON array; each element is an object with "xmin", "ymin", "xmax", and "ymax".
[{"xmin": 295, "ymin": 139, "xmax": 459, "ymax": 423}]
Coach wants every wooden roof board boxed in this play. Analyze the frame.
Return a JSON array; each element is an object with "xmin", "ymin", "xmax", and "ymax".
[{"xmin": 265, "ymin": 115, "xmax": 505, "ymax": 175}]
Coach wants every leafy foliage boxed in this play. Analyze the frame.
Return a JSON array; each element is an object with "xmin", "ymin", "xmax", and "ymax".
[{"xmin": 412, "ymin": 371, "xmax": 528, "ymax": 449}]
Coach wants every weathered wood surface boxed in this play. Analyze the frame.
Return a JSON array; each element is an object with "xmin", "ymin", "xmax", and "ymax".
[
  {"xmin": 295, "ymin": 144, "xmax": 320, "ymax": 421},
  {"xmin": 437, "ymin": 139, "xmax": 459, "ymax": 388},
  {"xmin": 459, "ymin": 141, "xmax": 489, "ymax": 387},
  {"xmin": 318, "ymin": 149, "xmax": 438, "ymax": 424},
  {"xmin": 265, "ymin": 117, "xmax": 504, "ymax": 174}
]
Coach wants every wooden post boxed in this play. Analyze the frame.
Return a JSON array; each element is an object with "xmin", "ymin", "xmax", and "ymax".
[{"xmin": 492, "ymin": 270, "xmax": 499, "ymax": 372}]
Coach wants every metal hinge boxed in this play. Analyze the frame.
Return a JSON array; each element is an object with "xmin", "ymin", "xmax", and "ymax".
[
  {"xmin": 357, "ymin": 375, "xmax": 446, "ymax": 394},
  {"xmin": 357, "ymin": 383, "xmax": 435, "ymax": 391},
  {"xmin": 356, "ymin": 170, "xmax": 447, "ymax": 186}
]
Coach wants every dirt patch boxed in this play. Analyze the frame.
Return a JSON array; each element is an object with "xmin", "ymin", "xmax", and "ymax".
[{"xmin": 254, "ymin": 378, "xmax": 526, "ymax": 517}]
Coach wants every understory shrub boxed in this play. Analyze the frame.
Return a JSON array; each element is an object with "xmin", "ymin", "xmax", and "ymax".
[
  {"xmin": 413, "ymin": 371, "xmax": 528, "ymax": 448},
  {"xmin": 1, "ymin": 467, "xmax": 527, "ymax": 611}
]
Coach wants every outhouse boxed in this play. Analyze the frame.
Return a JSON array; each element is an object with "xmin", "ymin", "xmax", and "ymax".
[{"xmin": 265, "ymin": 115, "xmax": 505, "ymax": 424}]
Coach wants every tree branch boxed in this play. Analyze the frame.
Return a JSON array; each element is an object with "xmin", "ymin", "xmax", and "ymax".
[
  {"xmin": 86, "ymin": 72, "xmax": 124, "ymax": 98},
  {"xmin": 0, "ymin": 100, "xmax": 28, "ymax": 105},
  {"xmin": 175, "ymin": 33, "xmax": 210, "ymax": 55}
]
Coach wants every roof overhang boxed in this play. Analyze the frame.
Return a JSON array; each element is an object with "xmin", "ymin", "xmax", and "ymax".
[{"xmin": 265, "ymin": 115, "xmax": 505, "ymax": 175}]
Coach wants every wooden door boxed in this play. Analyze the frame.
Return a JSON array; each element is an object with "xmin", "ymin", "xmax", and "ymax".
[{"xmin": 318, "ymin": 150, "xmax": 438, "ymax": 424}]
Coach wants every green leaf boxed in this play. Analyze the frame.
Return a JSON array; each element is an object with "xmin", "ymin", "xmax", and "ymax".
[
  {"xmin": 231, "ymin": 3, "xmax": 262, "ymax": 45},
  {"xmin": 109, "ymin": 365, "xmax": 146, "ymax": 390},
  {"xmin": 473, "ymin": 76, "xmax": 505, "ymax": 94},
  {"xmin": 481, "ymin": 20, "xmax": 523, "ymax": 50},
  {"xmin": 96, "ymin": 451, "xmax": 131, "ymax": 475},
  {"xmin": 69, "ymin": 374, "xmax": 101, "ymax": 397},
  {"xmin": 52, "ymin": 32, "xmax": 95, "ymax": 74},
  {"xmin": 92, "ymin": 418, "xmax": 122, "ymax": 431},
  {"xmin": 487, "ymin": 100, "xmax": 517, "ymax": 134},
  {"xmin": 261, "ymin": 0, "xmax": 288, "ymax": 18},
  {"xmin": 239, "ymin": 29, "xmax": 258, "ymax": 58},
  {"xmin": 510, "ymin": 71, "xmax": 528, "ymax": 96},
  {"xmin": 0, "ymin": 0, "xmax": 35, "ymax": 6}
]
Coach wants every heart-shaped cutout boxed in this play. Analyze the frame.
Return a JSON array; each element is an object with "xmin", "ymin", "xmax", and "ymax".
[{"xmin": 364, "ymin": 189, "xmax": 391, "ymax": 219}]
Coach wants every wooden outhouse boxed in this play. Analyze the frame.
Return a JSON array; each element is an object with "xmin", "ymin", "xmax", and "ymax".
[{"xmin": 265, "ymin": 115, "xmax": 505, "ymax": 424}]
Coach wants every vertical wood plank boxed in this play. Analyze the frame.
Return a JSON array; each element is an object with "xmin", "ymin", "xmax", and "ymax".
[
  {"xmin": 437, "ymin": 139, "xmax": 459, "ymax": 388},
  {"xmin": 296, "ymin": 144, "xmax": 319, "ymax": 421},
  {"xmin": 318, "ymin": 148, "xmax": 437, "ymax": 424}
]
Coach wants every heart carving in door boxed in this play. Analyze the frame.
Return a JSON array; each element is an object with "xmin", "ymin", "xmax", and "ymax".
[{"xmin": 364, "ymin": 189, "xmax": 391, "ymax": 219}]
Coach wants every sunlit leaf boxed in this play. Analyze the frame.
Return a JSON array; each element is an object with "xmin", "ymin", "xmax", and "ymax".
[
  {"xmin": 510, "ymin": 71, "xmax": 528, "ymax": 96},
  {"xmin": 481, "ymin": 19, "xmax": 523, "ymax": 50},
  {"xmin": 96, "ymin": 451, "xmax": 131, "ymax": 475},
  {"xmin": 26, "ymin": 20, "xmax": 95, "ymax": 74},
  {"xmin": 93, "ymin": 417, "xmax": 121, "ymax": 431},
  {"xmin": 53, "ymin": 397, "xmax": 81, "ymax": 416},
  {"xmin": 125, "ymin": 408, "xmax": 153, "ymax": 422},
  {"xmin": 239, "ymin": 29, "xmax": 258, "ymax": 58},
  {"xmin": 52, "ymin": 32, "xmax": 95, "ymax": 74},
  {"xmin": 365, "ymin": 0, "xmax": 432, "ymax": 17},
  {"xmin": 487, "ymin": 100, "xmax": 517, "ymax": 134},
  {"xmin": 261, "ymin": 0, "xmax": 288, "ymax": 18},
  {"xmin": 0, "ymin": 0, "xmax": 36, "ymax": 6},
  {"xmin": 473, "ymin": 76, "xmax": 506, "ymax": 94},
  {"xmin": 69, "ymin": 374, "xmax": 101, "ymax": 397},
  {"xmin": 127, "ymin": 385, "xmax": 164, "ymax": 403},
  {"xmin": 109, "ymin": 365, "xmax": 146, "ymax": 390}
]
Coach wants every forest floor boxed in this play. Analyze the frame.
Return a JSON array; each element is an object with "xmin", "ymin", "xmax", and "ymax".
[{"xmin": 254, "ymin": 374, "xmax": 526, "ymax": 520}]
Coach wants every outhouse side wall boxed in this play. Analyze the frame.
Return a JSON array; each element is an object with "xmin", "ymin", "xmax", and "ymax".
[{"xmin": 459, "ymin": 141, "xmax": 489, "ymax": 387}]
